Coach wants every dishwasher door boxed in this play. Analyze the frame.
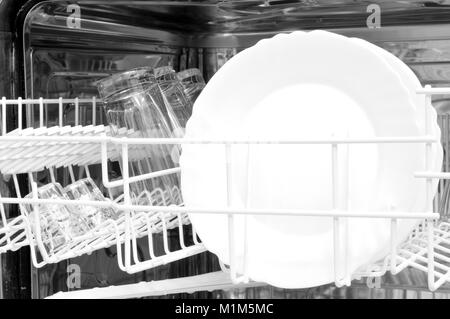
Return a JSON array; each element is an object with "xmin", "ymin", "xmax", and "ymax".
[{"xmin": 4, "ymin": 0, "xmax": 450, "ymax": 299}]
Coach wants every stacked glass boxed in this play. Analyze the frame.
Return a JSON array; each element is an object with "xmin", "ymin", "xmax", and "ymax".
[
  {"xmin": 65, "ymin": 177, "xmax": 121, "ymax": 227},
  {"xmin": 177, "ymin": 68, "xmax": 206, "ymax": 105},
  {"xmin": 24, "ymin": 183, "xmax": 91, "ymax": 254},
  {"xmin": 153, "ymin": 66, "xmax": 193, "ymax": 130},
  {"xmin": 24, "ymin": 179, "xmax": 120, "ymax": 255},
  {"xmin": 97, "ymin": 67, "xmax": 181, "ymax": 205}
]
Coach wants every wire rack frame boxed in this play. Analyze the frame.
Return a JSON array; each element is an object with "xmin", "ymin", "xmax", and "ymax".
[
  {"xmin": 0, "ymin": 86, "xmax": 449, "ymax": 296},
  {"xmin": 0, "ymin": 96, "xmax": 205, "ymax": 274}
]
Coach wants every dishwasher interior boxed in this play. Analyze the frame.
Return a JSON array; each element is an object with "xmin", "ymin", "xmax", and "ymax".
[{"xmin": 2, "ymin": 0, "xmax": 450, "ymax": 299}]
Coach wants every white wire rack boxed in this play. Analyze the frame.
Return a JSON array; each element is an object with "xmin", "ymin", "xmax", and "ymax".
[
  {"xmin": 0, "ymin": 86, "xmax": 450, "ymax": 298},
  {"xmin": 0, "ymin": 215, "xmax": 29, "ymax": 254},
  {"xmin": 0, "ymin": 96, "xmax": 205, "ymax": 276}
]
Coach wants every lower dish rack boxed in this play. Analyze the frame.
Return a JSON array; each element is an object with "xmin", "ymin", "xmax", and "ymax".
[{"xmin": 1, "ymin": 87, "xmax": 450, "ymax": 298}]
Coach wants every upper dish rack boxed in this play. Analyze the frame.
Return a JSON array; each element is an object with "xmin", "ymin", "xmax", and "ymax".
[{"xmin": 1, "ymin": 86, "xmax": 450, "ymax": 298}]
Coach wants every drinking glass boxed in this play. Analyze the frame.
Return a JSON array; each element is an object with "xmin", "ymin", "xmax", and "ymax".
[
  {"xmin": 97, "ymin": 67, "xmax": 155, "ymax": 100},
  {"xmin": 153, "ymin": 66, "xmax": 193, "ymax": 130},
  {"xmin": 105, "ymin": 106, "xmax": 154, "ymax": 197},
  {"xmin": 65, "ymin": 177, "xmax": 121, "ymax": 228},
  {"xmin": 177, "ymin": 68, "xmax": 206, "ymax": 105},
  {"xmin": 24, "ymin": 182, "xmax": 91, "ymax": 254},
  {"xmin": 98, "ymin": 71, "xmax": 180, "ymax": 204}
]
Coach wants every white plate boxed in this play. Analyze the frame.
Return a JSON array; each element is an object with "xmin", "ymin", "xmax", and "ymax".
[
  {"xmin": 350, "ymin": 37, "xmax": 442, "ymax": 176},
  {"xmin": 180, "ymin": 30, "xmax": 442, "ymax": 288}
]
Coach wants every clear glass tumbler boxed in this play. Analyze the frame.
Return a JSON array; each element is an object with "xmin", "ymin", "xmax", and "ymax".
[
  {"xmin": 97, "ymin": 69, "xmax": 180, "ymax": 205},
  {"xmin": 96, "ymin": 67, "xmax": 155, "ymax": 100},
  {"xmin": 24, "ymin": 182, "xmax": 91, "ymax": 254},
  {"xmin": 177, "ymin": 68, "xmax": 206, "ymax": 105},
  {"xmin": 153, "ymin": 66, "xmax": 193, "ymax": 130},
  {"xmin": 64, "ymin": 177, "xmax": 121, "ymax": 228}
]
